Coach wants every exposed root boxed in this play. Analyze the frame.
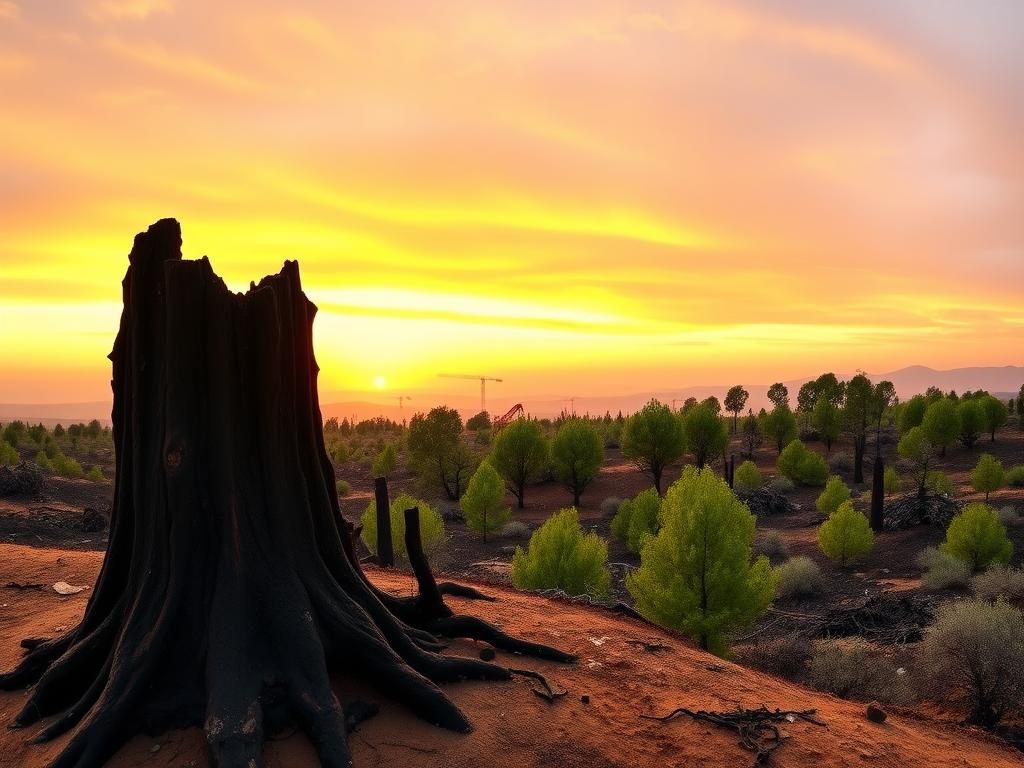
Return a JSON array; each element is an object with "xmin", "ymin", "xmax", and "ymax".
[{"xmin": 508, "ymin": 668, "xmax": 567, "ymax": 703}]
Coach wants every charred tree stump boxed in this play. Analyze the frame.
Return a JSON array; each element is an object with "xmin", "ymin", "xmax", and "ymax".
[
  {"xmin": 870, "ymin": 456, "xmax": 885, "ymax": 532},
  {"xmin": 373, "ymin": 476, "xmax": 394, "ymax": 567},
  {"xmin": 0, "ymin": 219, "xmax": 574, "ymax": 768}
]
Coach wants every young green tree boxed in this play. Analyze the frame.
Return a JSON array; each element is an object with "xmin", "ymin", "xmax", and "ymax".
[
  {"xmin": 741, "ymin": 410, "xmax": 762, "ymax": 457},
  {"xmin": 460, "ymin": 461, "xmax": 510, "ymax": 541},
  {"xmin": 843, "ymin": 373, "xmax": 874, "ymax": 483},
  {"xmin": 922, "ymin": 398, "xmax": 960, "ymax": 457},
  {"xmin": 979, "ymin": 395, "xmax": 1008, "ymax": 442},
  {"xmin": 724, "ymin": 385, "xmax": 749, "ymax": 433},
  {"xmin": 817, "ymin": 501, "xmax": 874, "ymax": 566},
  {"xmin": 621, "ymin": 399, "xmax": 686, "ymax": 494},
  {"xmin": 958, "ymin": 399, "xmax": 984, "ymax": 449},
  {"xmin": 683, "ymin": 403, "xmax": 728, "ymax": 469},
  {"xmin": 733, "ymin": 460, "xmax": 762, "ymax": 491},
  {"xmin": 898, "ymin": 426, "xmax": 936, "ymax": 499},
  {"xmin": 767, "ymin": 382, "xmax": 790, "ymax": 409},
  {"xmin": 796, "ymin": 380, "xmax": 819, "ymax": 430},
  {"xmin": 611, "ymin": 488, "xmax": 661, "ymax": 553},
  {"xmin": 777, "ymin": 439, "xmax": 828, "ymax": 486},
  {"xmin": 407, "ymin": 406, "xmax": 475, "ymax": 500},
  {"xmin": 763, "ymin": 404, "xmax": 798, "ymax": 455},
  {"xmin": 870, "ymin": 380, "xmax": 897, "ymax": 456},
  {"xmin": 971, "ymin": 454, "xmax": 1004, "ymax": 503},
  {"xmin": 883, "ymin": 466, "xmax": 901, "ymax": 496},
  {"xmin": 491, "ymin": 418, "xmax": 549, "ymax": 509},
  {"xmin": 898, "ymin": 394, "xmax": 928, "ymax": 434},
  {"xmin": 511, "ymin": 507, "xmax": 610, "ymax": 597},
  {"xmin": 816, "ymin": 475, "xmax": 851, "ymax": 516},
  {"xmin": 0, "ymin": 440, "xmax": 18, "ymax": 466},
  {"xmin": 360, "ymin": 493, "xmax": 445, "ymax": 562},
  {"xmin": 942, "ymin": 503, "xmax": 1013, "ymax": 571},
  {"xmin": 551, "ymin": 419, "xmax": 604, "ymax": 506},
  {"xmin": 626, "ymin": 466, "xmax": 776, "ymax": 655},
  {"xmin": 371, "ymin": 444, "xmax": 398, "ymax": 478},
  {"xmin": 466, "ymin": 411, "xmax": 491, "ymax": 431},
  {"xmin": 812, "ymin": 396, "xmax": 842, "ymax": 455}
]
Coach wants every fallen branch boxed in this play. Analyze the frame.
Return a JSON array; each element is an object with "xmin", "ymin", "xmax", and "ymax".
[
  {"xmin": 508, "ymin": 667, "xmax": 567, "ymax": 703},
  {"xmin": 4, "ymin": 582, "xmax": 45, "ymax": 591}
]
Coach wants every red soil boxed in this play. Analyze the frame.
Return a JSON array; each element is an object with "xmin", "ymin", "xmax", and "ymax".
[{"xmin": 1, "ymin": 543, "xmax": 1020, "ymax": 768}]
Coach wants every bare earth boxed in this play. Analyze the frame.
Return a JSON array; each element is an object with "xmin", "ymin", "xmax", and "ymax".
[{"xmin": 1, "ymin": 544, "xmax": 1020, "ymax": 768}]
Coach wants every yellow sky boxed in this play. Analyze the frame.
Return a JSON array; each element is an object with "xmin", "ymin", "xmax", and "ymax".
[{"xmin": 1, "ymin": 0, "xmax": 1022, "ymax": 404}]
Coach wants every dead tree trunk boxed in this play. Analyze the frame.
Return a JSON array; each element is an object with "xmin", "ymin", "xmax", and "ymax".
[
  {"xmin": 373, "ymin": 476, "xmax": 394, "ymax": 567},
  {"xmin": 0, "ymin": 219, "xmax": 573, "ymax": 768}
]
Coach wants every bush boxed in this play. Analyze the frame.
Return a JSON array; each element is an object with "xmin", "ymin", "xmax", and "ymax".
[
  {"xmin": 809, "ymin": 638, "xmax": 913, "ymax": 704},
  {"xmin": 995, "ymin": 505, "xmax": 1019, "ymax": 526},
  {"xmin": 971, "ymin": 453, "xmax": 1004, "ymax": 502},
  {"xmin": 883, "ymin": 466, "xmax": 900, "ymax": 496},
  {"xmin": 460, "ymin": 461, "xmax": 510, "ymax": 540},
  {"xmin": 817, "ymin": 501, "xmax": 874, "ymax": 566},
  {"xmin": 34, "ymin": 451, "xmax": 53, "ymax": 472},
  {"xmin": 86, "ymin": 465, "xmax": 104, "ymax": 482},
  {"xmin": 0, "ymin": 440, "xmax": 18, "ymax": 466},
  {"xmin": 511, "ymin": 508, "xmax": 610, "ymax": 597},
  {"xmin": 626, "ymin": 467, "xmax": 776, "ymax": 654},
  {"xmin": 361, "ymin": 493, "xmax": 444, "ymax": 562},
  {"xmin": 335, "ymin": 479, "xmax": 351, "ymax": 497},
  {"xmin": 614, "ymin": 488, "xmax": 661, "ymax": 553},
  {"xmin": 926, "ymin": 470, "xmax": 954, "ymax": 496},
  {"xmin": 942, "ymin": 503, "xmax": 1013, "ymax": 571},
  {"xmin": 733, "ymin": 460, "xmax": 762, "ymax": 491},
  {"xmin": 734, "ymin": 634, "xmax": 811, "ymax": 678},
  {"xmin": 499, "ymin": 520, "xmax": 530, "ymax": 539},
  {"xmin": 774, "ymin": 556, "xmax": 825, "ymax": 600},
  {"xmin": 918, "ymin": 598, "xmax": 1024, "ymax": 727},
  {"xmin": 491, "ymin": 419, "xmax": 549, "ymax": 509},
  {"xmin": 551, "ymin": 419, "xmax": 604, "ymax": 506},
  {"xmin": 600, "ymin": 496, "xmax": 623, "ymax": 517},
  {"xmin": 767, "ymin": 476, "xmax": 795, "ymax": 494},
  {"xmin": 973, "ymin": 566, "xmax": 1024, "ymax": 606},
  {"xmin": 816, "ymin": 475, "xmax": 851, "ymax": 516},
  {"xmin": 52, "ymin": 453, "xmax": 83, "ymax": 479},
  {"xmin": 371, "ymin": 444, "xmax": 398, "ymax": 477},
  {"xmin": 917, "ymin": 546, "xmax": 972, "ymax": 590},
  {"xmin": 777, "ymin": 440, "xmax": 828, "ymax": 487},
  {"xmin": 1005, "ymin": 465, "xmax": 1024, "ymax": 487},
  {"xmin": 753, "ymin": 529, "xmax": 789, "ymax": 561}
]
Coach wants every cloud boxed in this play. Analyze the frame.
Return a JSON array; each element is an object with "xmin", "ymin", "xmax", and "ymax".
[{"xmin": 86, "ymin": 0, "xmax": 174, "ymax": 21}]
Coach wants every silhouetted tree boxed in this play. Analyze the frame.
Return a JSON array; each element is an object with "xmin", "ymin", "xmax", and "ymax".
[
  {"xmin": 843, "ymin": 374, "xmax": 874, "ymax": 483},
  {"xmin": 409, "ymin": 406, "xmax": 475, "ymax": 500},
  {"xmin": 767, "ymin": 382, "xmax": 790, "ymax": 409},
  {"xmin": 621, "ymin": 400, "xmax": 686, "ymax": 494},
  {"xmin": 724, "ymin": 385, "xmax": 749, "ymax": 433}
]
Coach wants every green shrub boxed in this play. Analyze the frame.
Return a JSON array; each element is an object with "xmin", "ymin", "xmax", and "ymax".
[
  {"xmin": 973, "ymin": 566, "xmax": 1024, "ymax": 605},
  {"xmin": 491, "ymin": 418, "xmax": 549, "ymax": 509},
  {"xmin": 34, "ymin": 450, "xmax": 53, "ymax": 471},
  {"xmin": 883, "ymin": 466, "xmax": 900, "ymax": 496},
  {"xmin": 971, "ymin": 453, "xmax": 1004, "ymax": 502},
  {"xmin": 816, "ymin": 475, "xmax": 851, "ymax": 516},
  {"xmin": 615, "ymin": 488, "xmax": 661, "ymax": 553},
  {"xmin": 918, "ymin": 599, "xmax": 1024, "ymax": 727},
  {"xmin": 621, "ymin": 400, "xmax": 686, "ymax": 494},
  {"xmin": 809, "ymin": 638, "xmax": 913, "ymax": 704},
  {"xmin": 995, "ymin": 505, "xmax": 1019, "ymax": 526},
  {"xmin": 600, "ymin": 496, "xmax": 623, "ymax": 517},
  {"xmin": 335, "ymin": 479, "xmax": 351, "ymax": 497},
  {"xmin": 942, "ymin": 503, "xmax": 1012, "ymax": 571},
  {"xmin": 774, "ymin": 556, "xmax": 825, "ymax": 600},
  {"xmin": 511, "ymin": 507, "xmax": 610, "ymax": 597},
  {"xmin": 460, "ymin": 461, "xmax": 510, "ymax": 540},
  {"xmin": 753, "ymin": 529, "xmax": 789, "ymax": 561},
  {"xmin": 733, "ymin": 460, "xmax": 762, "ymax": 491},
  {"xmin": 926, "ymin": 470, "xmax": 954, "ymax": 496},
  {"xmin": 768, "ymin": 476, "xmax": 795, "ymax": 494},
  {"xmin": 499, "ymin": 520, "xmax": 530, "ymax": 539},
  {"xmin": 734, "ymin": 634, "xmax": 811, "ymax": 678},
  {"xmin": 361, "ymin": 493, "xmax": 445, "ymax": 562},
  {"xmin": 626, "ymin": 466, "xmax": 776, "ymax": 654},
  {"xmin": 371, "ymin": 444, "xmax": 398, "ymax": 478},
  {"xmin": 551, "ymin": 419, "xmax": 604, "ymax": 506},
  {"xmin": 86, "ymin": 465, "xmax": 104, "ymax": 482},
  {"xmin": 777, "ymin": 440, "xmax": 828, "ymax": 487},
  {"xmin": 1006, "ymin": 465, "xmax": 1024, "ymax": 487},
  {"xmin": 52, "ymin": 452, "xmax": 83, "ymax": 479},
  {"xmin": 916, "ymin": 546, "xmax": 971, "ymax": 590},
  {"xmin": 0, "ymin": 440, "xmax": 19, "ymax": 466},
  {"xmin": 817, "ymin": 501, "xmax": 874, "ymax": 566}
]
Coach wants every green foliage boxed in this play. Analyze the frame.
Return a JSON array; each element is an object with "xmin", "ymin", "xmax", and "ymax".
[
  {"xmin": 1007, "ymin": 465, "xmax": 1024, "ymax": 487},
  {"xmin": 816, "ymin": 475, "xmax": 851, "ymax": 515},
  {"xmin": 898, "ymin": 426, "xmax": 936, "ymax": 496},
  {"xmin": 957, "ymin": 399, "xmax": 984, "ymax": 449},
  {"xmin": 0, "ymin": 440, "xmax": 18, "ymax": 466},
  {"xmin": 551, "ymin": 419, "xmax": 604, "ymax": 506},
  {"xmin": 335, "ymin": 479, "xmax": 351, "ymax": 497},
  {"xmin": 762, "ymin": 404, "xmax": 798, "ymax": 454},
  {"xmin": 883, "ymin": 466, "xmax": 900, "ymax": 496},
  {"xmin": 919, "ymin": 599, "xmax": 1024, "ymax": 727},
  {"xmin": 626, "ymin": 467, "xmax": 776, "ymax": 655},
  {"xmin": 733, "ymin": 460, "xmax": 762, "ymax": 491},
  {"xmin": 973, "ymin": 566, "xmax": 1024, "ymax": 605},
  {"xmin": 740, "ymin": 411, "xmax": 762, "ymax": 457},
  {"xmin": 724, "ymin": 385, "xmax": 749, "ymax": 430},
  {"xmin": 1, "ymin": 421, "xmax": 26, "ymax": 448},
  {"xmin": 774, "ymin": 556, "xmax": 825, "ymax": 599},
  {"xmin": 86, "ymin": 465, "xmax": 104, "ymax": 482},
  {"xmin": 683, "ymin": 403, "xmax": 728, "ymax": 468},
  {"xmin": 460, "ymin": 461, "xmax": 510, "ymax": 539},
  {"xmin": 922, "ymin": 398, "xmax": 960, "ymax": 453},
  {"xmin": 371, "ymin": 444, "xmax": 398, "ymax": 478},
  {"xmin": 777, "ymin": 440, "xmax": 828, "ymax": 487},
  {"xmin": 408, "ymin": 406, "xmax": 474, "ymax": 500},
  {"xmin": 621, "ymin": 400, "xmax": 686, "ymax": 493},
  {"xmin": 809, "ymin": 638, "xmax": 913, "ymax": 705},
  {"xmin": 767, "ymin": 382, "xmax": 789, "ymax": 409},
  {"xmin": 466, "ymin": 410, "xmax": 491, "ymax": 430},
  {"xmin": 917, "ymin": 546, "xmax": 972, "ymax": 590},
  {"xmin": 812, "ymin": 397, "xmax": 842, "ymax": 452},
  {"xmin": 361, "ymin": 493, "xmax": 445, "ymax": 562},
  {"xmin": 942, "ymin": 503, "xmax": 1013, "ymax": 571},
  {"xmin": 979, "ymin": 395, "xmax": 1008, "ymax": 441},
  {"xmin": 971, "ymin": 454, "xmax": 1004, "ymax": 502},
  {"xmin": 511, "ymin": 507, "xmax": 610, "ymax": 597},
  {"xmin": 611, "ymin": 488, "xmax": 661, "ymax": 553},
  {"xmin": 753, "ymin": 529, "xmax": 788, "ymax": 561},
  {"xmin": 926, "ymin": 470, "xmax": 954, "ymax": 496},
  {"xmin": 491, "ymin": 418, "xmax": 548, "ymax": 509},
  {"xmin": 34, "ymin": 450, "xmax": 53, "ymax": 471},
  {"xmin": 898, "ymin": 395, "xmax": 928, "ymax": 433},
  {"xmin": 817, "ymin": 501, "xmax": 874, "ymax": 566}
]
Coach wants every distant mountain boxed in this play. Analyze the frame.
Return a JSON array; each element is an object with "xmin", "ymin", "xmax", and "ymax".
[{"xmin": 3, "ymin": 365, "xmax": 1020, "ymax": 425}]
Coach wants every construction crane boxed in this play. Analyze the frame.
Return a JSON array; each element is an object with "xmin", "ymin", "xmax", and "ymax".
[
  {"xmin": 438, "ymin": 373, "xmax": 503, "ymax": 414},
  {"xmin": 396, "ymin": 396, "xmax": 411, "ymax": 421},
  {"xmin": 493, "ymin": 403, "xmax": 524, "ymax": 431}
]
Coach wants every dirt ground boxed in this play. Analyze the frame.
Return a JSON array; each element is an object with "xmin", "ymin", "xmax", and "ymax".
[{"xmin": 1, "ymin": 543, "xmax": 1021, "ymax": 768}]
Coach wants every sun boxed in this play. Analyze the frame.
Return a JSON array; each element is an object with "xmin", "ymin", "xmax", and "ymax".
[{"xmin": 372, "ymin": 375, "xmax": 387, "ymax": 389}]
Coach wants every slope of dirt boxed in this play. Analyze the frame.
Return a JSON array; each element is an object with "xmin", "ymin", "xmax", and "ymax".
[{"xmin": 0, "ymin": 542, "xmax": 1020, "ymax": 768}]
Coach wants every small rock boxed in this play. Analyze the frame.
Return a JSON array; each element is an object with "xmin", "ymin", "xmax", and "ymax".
[
  {"xmin": 580, "ymin": 694, "xmax": 590, "ymax": 704},
  {"xmin": 479, "ymin": 647, "xmax": 496, "ymax": 662},
  {"xmin": 149, "ymin": 744, "xmax": 161, "ymax": 753},
  {"xmin": 865, "ymin": 702, "xmax": 887, "ymax": 723}
]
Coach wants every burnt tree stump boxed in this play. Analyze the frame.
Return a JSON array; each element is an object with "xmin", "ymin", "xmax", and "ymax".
[{"xmin": 0, "ymin": 219, "xmax": 573, "ymax": 768}]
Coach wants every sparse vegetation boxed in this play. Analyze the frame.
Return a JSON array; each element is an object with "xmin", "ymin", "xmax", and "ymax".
[
  {"xmin": 1006, "ymin": 464, "xmax": 1024, "ymax": 487},
  {"xmin": 817, "ymin": 501, "xmax": 874, "ymax": 566},
  {"xmin": 753, "ymin": 529, "xmax": 789, "ymax": 561},
  {"xmin": 883, "ymin": 465, "xmax": 900, "ymax": 496},
  {"xmin": 917, "ymin": 546, "xmax": 972, "ymax": 590},
  {"xmin": 942, "ymin": 503, "xmax": 1013, "ymax": 571},
  {"xmin": 973, "ymin": 566, "xmax": 1024, "ymax": 605},
  {"xmin": 0, "ymin": 440, "xmax": 18, "ymax": 466},
  {"xmin": 360, "ymin": 493, "xmax": 444, "ymax": 562},
  {"xmin": 733, "ymin": 460, "xmax": 762, "ymax": 491},
  {"xmin": 768, "ymin": 476, "xmax": 795, "ymax": 494},
  {"xmin": 511, "ymin": 507, "xmax": 610, "ymax": 597},
  {"xmin": 335, "ymin": 479, "xmax": 351, "ymax": 497},
  {"xmin": 777, "ymin": 439, "xmax": 828, "ymax": 487},
  {"xmin": 460, "ymin": 461, "xmax": 511, "ymax": 540},
  {"xmin": 816, "ymin": 475, "xmax": 851, "ymax": 516},
  {"xmin": 371, "ymin": 444, "xmax": 398, "ymax": 478},
  {"xmin": 809, "ymin": 638, "xmax": 913, "ymax": 704},
  {"xmin": 971, "ymin": 453, "xmax": 1003, "ymax": 502},
  {"xmin": 774, "ymin": 556, "xmax": 825, "ymax": 599},
  {"xmin": 86, "ymin": 465, "xmax": 104, "ymax": 482}
]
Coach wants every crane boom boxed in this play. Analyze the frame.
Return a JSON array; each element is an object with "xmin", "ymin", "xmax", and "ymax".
[{"xmin": 437, "ymin": 373, "xmax": 503, "ymax": 414}]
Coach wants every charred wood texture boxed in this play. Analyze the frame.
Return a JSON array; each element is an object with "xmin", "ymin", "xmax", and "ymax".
[{"xmin": 0, "ymin": 219, "xmax": 573, "ymax": 768}]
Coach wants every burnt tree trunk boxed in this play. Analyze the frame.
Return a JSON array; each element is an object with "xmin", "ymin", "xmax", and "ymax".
[
  {"xmin": 870, "ymin": 456, "xmax": 885, "ymax": 532},
  {"xmin": 0, "ymin": 219, "xmax": 573, "ymax": 768},
  {"xmin": 373, "ymin": 476, "xmax": 393, "ymax": 567}
]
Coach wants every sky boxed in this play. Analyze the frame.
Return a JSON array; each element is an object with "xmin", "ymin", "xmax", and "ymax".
[{"xmin": 1, "ymin": 0, "xmax": 1022, "ymax": 408}]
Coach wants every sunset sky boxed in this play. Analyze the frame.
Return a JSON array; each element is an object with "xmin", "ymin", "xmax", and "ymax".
[{"xmin": 1, "ymin": 0, "xmax": 1022, "ymax": 407}]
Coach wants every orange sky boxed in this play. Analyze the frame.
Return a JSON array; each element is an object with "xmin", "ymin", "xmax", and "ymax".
[{"xmin": 1, "ymin": 0, "xmax": 1022, "ymax": 405}]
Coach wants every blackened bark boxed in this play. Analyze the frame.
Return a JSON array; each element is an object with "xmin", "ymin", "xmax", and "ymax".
[
  {"xmin": 373, "ymin": 476, "xmax": 393, "ymax": 567},
  {"xmin": 870, "ymin": 456, "xmax": 885, "ymax": 532},
  {"xmin": 0, "ymin": 219, "xmax": 573, "ymax": 768}
]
